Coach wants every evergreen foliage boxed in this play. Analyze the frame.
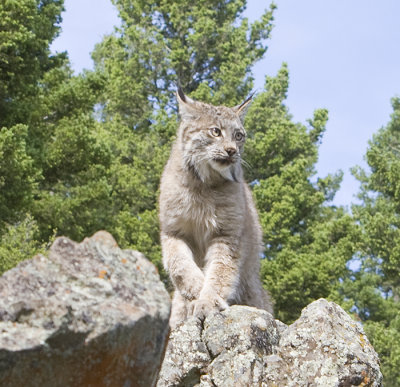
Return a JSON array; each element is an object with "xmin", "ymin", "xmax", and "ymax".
[
  {"xmin": 0, "ymin": 215, "xmax": 50, "ymax": 275},
  {"xmin": 243, "ymin": 66, "xmax": 357, "ymax": 322},
  {"xmin": 347, "ymin": 98, "xmax": 400, "ymax": 385},
  {"xmin": 0, "ymin": 0, "xmax": 399, "ymax": 382},
  {"xmin": 0, "ymin": 0, "xmax": 65, "ymax": 126}
]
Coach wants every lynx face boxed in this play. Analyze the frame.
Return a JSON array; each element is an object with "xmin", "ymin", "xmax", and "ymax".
[{"xmin": 177, "ymin": 90, "xmax": 250, "ymax": 183}]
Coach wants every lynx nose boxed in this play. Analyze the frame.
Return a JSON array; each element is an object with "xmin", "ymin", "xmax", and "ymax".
[{"xmin": 225, "ymin": 146, "xmax": 237, "ymax": 157}]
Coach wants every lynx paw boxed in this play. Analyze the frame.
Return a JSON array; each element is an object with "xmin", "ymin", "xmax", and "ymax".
[
  {"xmin": 192, "ymin": 293, "xmax": 228, "ymax": 321},
  {"xmin": 177, "ymin": 273, "xmax": 204, "ymax": 301}
]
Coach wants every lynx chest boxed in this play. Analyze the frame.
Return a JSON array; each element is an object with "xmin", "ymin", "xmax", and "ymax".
[
  {"xmin": 166, "ymin": 184, "xmax": 242, "ymax": 255},
  {"xmin": 175, "ymin": 188, "xmax": 218, "ymax": 236}
]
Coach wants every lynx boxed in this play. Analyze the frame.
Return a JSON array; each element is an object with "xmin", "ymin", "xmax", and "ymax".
[{"xmin": 159, "ymin": 89, "xmax": 273, "ymax": 328}]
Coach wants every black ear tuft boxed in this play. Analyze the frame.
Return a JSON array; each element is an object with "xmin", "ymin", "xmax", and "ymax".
[
  {"xmin": 233, "ymin": 92, "xmax": 255, "ymax": 123},
  {"xmin": 177, "ymin": 87, "xmax": 186, "ymax": 103},
  {"xmin": 237, "ymin": 92, "xmax": 255, "ymax": 110},
  {"xmin": 176, "ymin": 87, "xmax": 198, "ymax": 119}
]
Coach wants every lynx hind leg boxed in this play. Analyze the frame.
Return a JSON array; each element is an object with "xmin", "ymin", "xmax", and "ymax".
[
  {"xmin": 243, "ymin": 281, "xmax": 274, "ymax": 316},
  {"xmin": 169, "ymin": 291, "xmax": 190, "ymax": 329},
  {"xmin": 262, "ymin": 288, "xmax": 274, "ymax": 316}
]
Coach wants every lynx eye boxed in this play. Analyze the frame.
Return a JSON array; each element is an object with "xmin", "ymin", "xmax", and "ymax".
[
  {"xmin": 235, "ymin": 132, "xmax": 244, "ymax": 141},
  {"xmin": 210, "ymin": 127, "xmax": 222, "ymax": 137}
]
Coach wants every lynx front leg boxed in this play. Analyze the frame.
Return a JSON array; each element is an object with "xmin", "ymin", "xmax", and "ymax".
[
  {"xmin": 169, "ymin": 291, "xmax": 191, "ymax": 329},
  {"xmin": 161, "ymin": 233, "xmax": 205, "ymax": 301},
  {"xmin": 193, "ymin": 239, "xmax": 238, "ymax": 320}
]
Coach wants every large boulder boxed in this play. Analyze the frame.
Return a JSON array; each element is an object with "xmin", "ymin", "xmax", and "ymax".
[
  {"xmin": 264, "ymin": 299, "xmax": 383, "ymax": 386},
  {"xmin": 0, "ymin": 231, "xmax": 170, "ymax": 387},
  {"xmin": 157, "ymin": 299, "xmax": 383, "ymax": 386}
]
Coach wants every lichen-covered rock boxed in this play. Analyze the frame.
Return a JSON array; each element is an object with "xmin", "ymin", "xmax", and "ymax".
[
  {"xmin": 0, "ymin": 231, "xmax": 170, "ymax": 387},
  {"xmin": 204, "ymin": 305, "xmax": 280, "ymax": 387},
  {"xmin": 157, "ymin": 305, "xmax": 280, "ymax": 387},
  {"xmin": 264, "ymin": 299, "xmax": 383, "ymax": 386},
  {"xmin": 157, "ymin": 299, "xmax": 383, "ymax": 386},
  {"xmin": 156, "ymin": 317, "xmax": 211, "ymax": 387}
]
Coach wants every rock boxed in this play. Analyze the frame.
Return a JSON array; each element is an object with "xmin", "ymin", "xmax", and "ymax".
[
  {"xmin": 157, "ymin": 299, "xmax": 383, "ymax": 386},
  {"xmin": 156, "ymin": 317, "xmax": 211, "ymax": 387},
  {"xmin": 157, "ymin": 305, "xmax": 280, "ymax": 387},
  {"xmin": 0, "ymin": 231, "xmax": 170, "ymax": 387},
  {"xmin": 264, "ymin": 299, "xmax": 383, "ymax": 387},
  {"xmin": 203, "ymin": 306, "xmax": 280, "ymax": 387}
]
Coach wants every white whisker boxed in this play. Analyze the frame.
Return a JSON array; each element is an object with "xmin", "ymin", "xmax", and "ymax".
[{"xmin": 240, "ymin": 158, "xmax": 252, "ymax": 171}]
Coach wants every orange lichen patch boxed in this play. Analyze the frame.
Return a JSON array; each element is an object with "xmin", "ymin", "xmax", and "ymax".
[
  {"xmin": 360, "ymin": 370, "xmax": 370, "ymax": 386},
  {"xmin": 98, "ymin": 269, "xmax": 108, "ymax": 279},
  {"xmin": 136, "ymin": 265, "xmax": 141, "ymax": 271},
  {"xmin": 121, "ymin": 258, "xmax": 127, "ymax": 264}
]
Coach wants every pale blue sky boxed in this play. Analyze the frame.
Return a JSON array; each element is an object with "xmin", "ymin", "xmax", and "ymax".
[{"xmin": 51, "ymin": 0, "xmax": 400, "ymax": 207}]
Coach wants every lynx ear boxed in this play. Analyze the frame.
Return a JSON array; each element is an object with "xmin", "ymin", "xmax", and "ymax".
[
  {"xmin": 233, "ymin": 93, "xmax": 254, "ymax": 123},
  {"xmin": 176, "ymin": 87, "xmax": 199, "ymax": 120}
]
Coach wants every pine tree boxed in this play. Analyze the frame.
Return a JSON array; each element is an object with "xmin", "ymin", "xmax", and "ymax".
[
  {"xmin": 0, "ymin": 0, "xmax": 64, "ymax": 236},
  {"xmin": 348, "ymin": 97, "xmax": 400, "ymax": 386},
  {"xmin": 0, "ymin": 0, "xmax": 111, "ymax": 271},
  {"xmin": 0, "ymin": 0, "xmax": 65, "ymax": 272},
  {"xmin": 244, "ymin": 65, "xmax": 357, "ymax": 322}
]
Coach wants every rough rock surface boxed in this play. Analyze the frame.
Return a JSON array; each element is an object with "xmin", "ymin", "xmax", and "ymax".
[
  {"xmin": 157, "ymin": 299, "xmax": 383, "ymax": 386},
  {"xmin": 0, "ymin": 231, "xmax": 170, "ymax": 387},
  {"xmin": 264, "ymin": 299, "xmax": 382, "ymax": 386}
]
